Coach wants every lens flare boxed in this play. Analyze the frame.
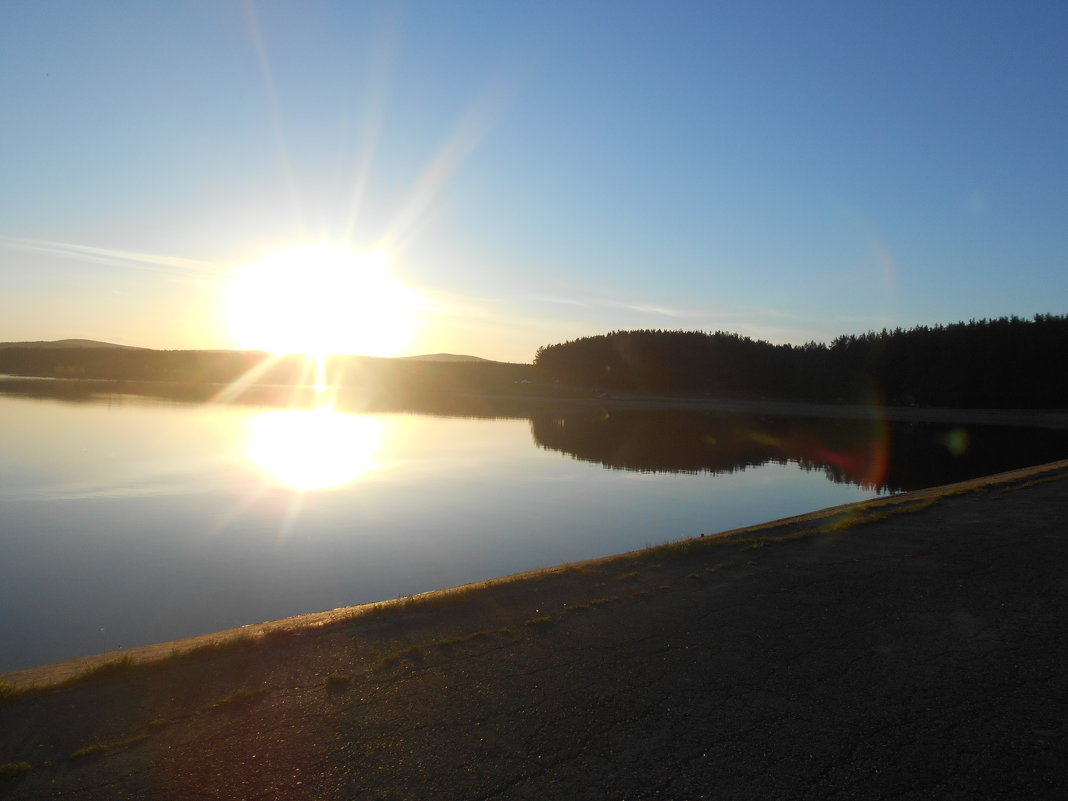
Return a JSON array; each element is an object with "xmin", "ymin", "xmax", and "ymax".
[{"xmin": 941, "ymin": 427, "xmax": 970, "ymax": 456}]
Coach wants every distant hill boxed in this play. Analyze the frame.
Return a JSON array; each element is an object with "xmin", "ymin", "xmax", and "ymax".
[
  {"xmin": 0, "ymin": 341, "xmax": 499, "ymax": 362},
  {"xmin": 0, "ymin": 339, "xmax": 148, "ymax": 350},
  {"xmin": 0, "ymin": 343, "xmax": 534, "ymax": 393},
  {"xmin": 399, "ymin": 353, "xmax": 491, "ymax": 363}
]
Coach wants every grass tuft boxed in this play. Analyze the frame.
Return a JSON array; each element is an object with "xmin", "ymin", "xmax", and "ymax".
[
  {"xmin": 70, "ymin": 734, "xmax": 149, "ymax": 760},
  {"xmin": 704, "ymin": 561, "xmax": 736, "ymax": 573},
  {"xmin": 1002, "ymin": 471, "xmax": 1068, "ymax": 493},
  {"xmin": 524, "ymin": 616, "xmax": 553, "ymax": 627},
  {"xmin": 173, "ymin": 635, "xmax": 254, "ymax": 661},
  {"xmin": 374, "ymin": 654, "xmax": 399, "ymax": 671},
  {"xmin": 325, "ymin": 674, "xmax": 352, "ymax": 692},
  {"xmin": 0, "ymin": 681, "xmax": 25, "ymax": 705},
  {"xmin": 0, "ymin": 762, "xmax": 32, "ymax": 779},
  {"xmin": 374, "ymin": 645, "xmax": 423, "ymax": 672},
  {"xmin": 69, "ymin": 655, "xmax": 136, "ymax": 686},
  {"xmin": 434, "ymin": 629, "xmax": 506, "ymax": 649},
  {"xmin": 70, "ymin": 744, "xmax": 110, "ymax": 760},
  {"xmin": 211, "ymin": 688, "xmax": 267, "ymax": 711}
]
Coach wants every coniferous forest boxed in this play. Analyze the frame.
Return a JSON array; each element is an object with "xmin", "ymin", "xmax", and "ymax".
[
  {"xmin": 1, "ymin": 315, "xmax": 1065, "ymax": 410},
  {"xmin": 534, "ymin": 314, "xmax": 1068, "ymax": 409}
]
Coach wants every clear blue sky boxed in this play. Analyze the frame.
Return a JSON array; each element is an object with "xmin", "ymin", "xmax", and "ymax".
[{"xmin": 2, "ymin": 0, "xmax": 1066, "ymax": 361}]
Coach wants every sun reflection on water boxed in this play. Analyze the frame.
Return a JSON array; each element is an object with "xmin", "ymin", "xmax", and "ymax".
[{"xmin": 247, "ymin": 408, "xmax": 382, "ymax": 490}]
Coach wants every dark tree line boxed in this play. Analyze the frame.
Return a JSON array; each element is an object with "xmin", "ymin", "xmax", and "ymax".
[{"xmin": 533, "ymin": 314, "xmax": 1068, "ymax": 408}]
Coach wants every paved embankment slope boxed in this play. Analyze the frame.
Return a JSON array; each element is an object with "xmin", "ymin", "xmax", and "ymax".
[{"xmin": 2, "ymin": 460, "xmax": 1067, "ymax": 800}]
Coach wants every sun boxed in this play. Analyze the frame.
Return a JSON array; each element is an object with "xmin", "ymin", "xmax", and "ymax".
[{"xmin": 225, "ymin": 245, "xmax": 421, "ymax": 357}]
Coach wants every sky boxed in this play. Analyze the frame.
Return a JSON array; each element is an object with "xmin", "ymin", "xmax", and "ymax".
[{"xmin": 2, "ymin": 0, "xmax": 1066, "ymax": 362}]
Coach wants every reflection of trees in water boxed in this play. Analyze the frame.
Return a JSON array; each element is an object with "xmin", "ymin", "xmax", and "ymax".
[
  {"xmin": 0, "ymin": 378, "xmax": 222, "ymax": 406},
  {"xmin": 0, "ymin": 377, "xmax": 538, "ymax": 419},
  {"xmin": 531, "ymin": 411, "xmax": 887, "ymax": 487},
  {"xmin": 5, "ymin": 380, "xmax": 1066, "ymax": 493},
  {"xmin": 530, "ymin": 410, "xmax": 1068, "ymax": 493}
]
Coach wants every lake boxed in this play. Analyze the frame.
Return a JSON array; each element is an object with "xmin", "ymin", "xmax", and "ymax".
[{"xmin": 2, "ymin": 378, "xmax": 1066, "ymax": 674}]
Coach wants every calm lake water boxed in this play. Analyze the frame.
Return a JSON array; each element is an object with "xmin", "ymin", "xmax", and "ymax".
[{"xmin": 2, "ymin": 380, "xmax": 1066, "ymax": 673}]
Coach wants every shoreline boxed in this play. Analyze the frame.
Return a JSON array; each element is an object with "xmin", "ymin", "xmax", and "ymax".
[
  {"xmin": 517, "ymin": 389, "xmax": 1068, "ymax": 429},
  {"xmin": 5, "ymin": 457, "xmax": 1066, "ymax": 690},
  {"xmin": 2, "ymin": 459, "xmax": 1067, "ymax": 799},
  {"xmin": 4, "ymin": 374, "xmax": 1068, "ymax": 430}
]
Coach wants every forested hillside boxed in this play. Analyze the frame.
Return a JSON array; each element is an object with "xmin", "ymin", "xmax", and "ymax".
[{"xmin": 533, "ymin": 315, "xmax": 1068, "ymax": 408}]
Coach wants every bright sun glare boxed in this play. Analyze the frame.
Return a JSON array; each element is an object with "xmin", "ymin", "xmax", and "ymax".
[
  {"xmin": 247, "ymin": 409, "xmax": 383, "ymax": 490},
  {"xmin": 225, "ymin": 245, "xmax": 421, "ymax": 357}
]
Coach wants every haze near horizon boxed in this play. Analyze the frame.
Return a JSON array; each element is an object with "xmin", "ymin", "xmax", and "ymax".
[{"xmin": 2, "ymin": 1, "xmax": 1065, "ymax": 362}]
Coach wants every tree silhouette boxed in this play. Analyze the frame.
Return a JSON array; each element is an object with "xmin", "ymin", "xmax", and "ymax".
[{"xmin": 533, "ymin": 315, "xmax": 1068, "ymax": 408}]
